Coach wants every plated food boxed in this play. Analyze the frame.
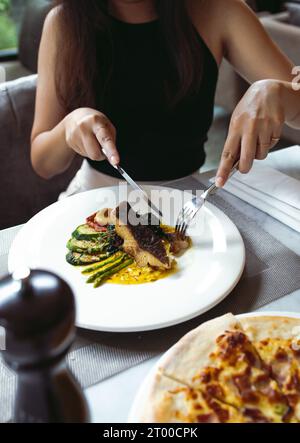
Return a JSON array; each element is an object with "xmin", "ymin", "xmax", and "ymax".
[
  {"xmin": 137, "ymin": 313, "xmax": 300, "ymax": 423},
  {"xmin": 9, "ymin": 185, "xmax": 245, "ymax": 331},
  {"xmin": 66, "ymin": 202, "xmax": 190, "ymax": 287}
]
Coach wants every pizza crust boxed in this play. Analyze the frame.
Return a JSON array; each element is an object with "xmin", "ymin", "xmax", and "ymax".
[
  {"xmin": 138, "ymin": 370, "xmax": 192, "ymax": 423},
  {"xmin": 159, "ymin": 313, "xmax": 241, "ymax": 385},
  {"xmin": 240, "ymin": 316, "xmax": 300, "ymax": 341}
]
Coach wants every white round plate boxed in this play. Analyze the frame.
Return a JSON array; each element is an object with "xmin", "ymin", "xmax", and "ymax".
[
  {"xmin": 128, "ymin": 311, "xmax": 300, "ymax": 422},
  {"xmin": 8, "ymin": 185, "xmax": 245, "ymax": 332}
]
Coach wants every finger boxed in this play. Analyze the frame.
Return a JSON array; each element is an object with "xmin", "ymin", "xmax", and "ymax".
[
  {"xmin": 216, "ymin": 134, "xmax": 240, "ymax": 187},
  {"xmin": 81, "ymin": 133, "xmax": 105, "ymax": 161},
  {"xmin": 100, "ymin": 136, "xmax": 120, "ymax": 166},
  {"xmin": 257, "ymin": 120, "xmax": 282, "ymax": 159},
  {"xmin": 239, "ymin": 131, "xmax": 257, "ymax": 173},
  {"xmin": 269, "ymin": 119, "xmax": 283, "ymax": 150},
  {"xmin": 93, "ymin": 120, "xmax": 119, "ymax": 166},
  {"xmin": 256, "ymin": 142, "xmax": 270, "ymax": 160},
  {"xmin": 269, "ymin": 137, "xmax": 280, "ymax": 151},
  {"xmin": 256, "ymin": 121, "xmax": 272, "ymax": 160}
]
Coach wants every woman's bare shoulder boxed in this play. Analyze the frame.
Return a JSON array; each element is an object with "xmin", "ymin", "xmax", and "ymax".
[
  {"xmin": 186, "ymin": 0, "xmax": 236, "ymax": 65},
  {"xmin": 188, "ymin": 0, "xmax": 253, "ymax": 23},
  {"xmin": 187, "ymin": 0, "xmax": 257, "ymax": 60},
  {"xmin": 39, "ymin": 5, "xmax": 64, "ymax": 62},
  {"xmin": 43, "ymin": 5, "xmax": 62, "ymax": 36},
  {"xmin": 37, "ymin": 6, "xmax": 64, "ymax": 83}
]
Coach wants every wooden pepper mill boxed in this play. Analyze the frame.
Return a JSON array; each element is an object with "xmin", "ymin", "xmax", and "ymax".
[{"xmin": 0, "ymin": 268, "xmax": 90, "ymax": 423}]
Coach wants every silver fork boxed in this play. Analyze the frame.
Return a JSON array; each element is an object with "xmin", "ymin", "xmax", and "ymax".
[{"xmin": 176, "ymin": 161, "xmax": 240, "ymax": 237}]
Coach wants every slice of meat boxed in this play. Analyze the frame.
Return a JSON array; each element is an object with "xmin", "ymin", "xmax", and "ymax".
[
  {"xmin": 166, "ymin": 232, "xmax": 191, "ymax": 255},
  {"xmin": 113, "ymin": 202, "xmax": 172, "ymax": 270}
]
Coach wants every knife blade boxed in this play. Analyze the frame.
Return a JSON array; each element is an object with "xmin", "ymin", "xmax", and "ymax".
[{"xmin": 115, "ymin": 165, "xmax": 163, "ymax": 219}]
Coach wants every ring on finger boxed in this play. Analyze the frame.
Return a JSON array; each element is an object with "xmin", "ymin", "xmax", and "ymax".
[{"xmin": 271, "ymin": 137, "xmax": 280, "ymax": 143}]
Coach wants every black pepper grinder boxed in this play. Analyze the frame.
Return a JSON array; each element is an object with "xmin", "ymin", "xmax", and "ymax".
[{"xmin": 0, "ymin": 268, "xmax": 90, "ymax": 423}]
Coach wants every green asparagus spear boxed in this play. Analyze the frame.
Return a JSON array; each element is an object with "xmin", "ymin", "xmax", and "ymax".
[
  {"xmin": 82, "ymin": 251, "xmax": 124, "ymax": 275},
  {"xmin": 93, "ymin": 258, "xmax": 134, "ymax": 288},
  {"xmin": 86, "ymin": 254, "xmax": 128, "ymax": 283}
]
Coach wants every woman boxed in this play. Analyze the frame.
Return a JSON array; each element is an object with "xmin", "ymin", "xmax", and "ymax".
[{"xmin": 31, "ymin": 0, "xmax": 299, "ymax": 194}]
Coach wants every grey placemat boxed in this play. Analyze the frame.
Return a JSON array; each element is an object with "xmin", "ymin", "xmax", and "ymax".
[
  {"xmin": 171, "ymin": 176, "xmax": 300, "ymax": 312},
  {"xmin": 1, "ymin": 178, "xmax": 300, "ymax": 423}
]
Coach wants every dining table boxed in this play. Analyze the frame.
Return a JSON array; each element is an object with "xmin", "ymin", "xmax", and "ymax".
[{"xmin": 0, "ymin": 145, "xmax": 300, "ymax": 423}]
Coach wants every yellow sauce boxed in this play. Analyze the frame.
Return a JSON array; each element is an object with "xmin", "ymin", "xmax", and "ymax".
[{"xmin": 107, "ymin": 261, "xmax": 177, "ymax": 285}]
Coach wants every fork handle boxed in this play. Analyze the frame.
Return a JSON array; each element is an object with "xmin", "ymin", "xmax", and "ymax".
[{"xmin": 202, "ymin": 160, "xmax": 240, "ymax": 200}]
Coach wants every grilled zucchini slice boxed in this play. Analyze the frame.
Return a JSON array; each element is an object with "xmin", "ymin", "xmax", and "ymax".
[
  {"xmin": 72, "ymin": 224, "xmax": 103, "ymax": 241},
  {"xmin": 66, "ymin": 252, "xmax": 104, "ymax": 266},
  {"xmin": 67, "ymin": 238, "xmax": 105, "ymax": 254}
]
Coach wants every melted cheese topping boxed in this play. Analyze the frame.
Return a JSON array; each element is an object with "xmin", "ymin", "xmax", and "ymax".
[
  {"xmin": 169, "ymin": 387, "xmax": 247, "ymax": 423},
  {"xmin": 193, "ymin": 331, "xmax": 291, "ymax": 423},
  {"xmin": 254, "ymin": 338, "xmax": 300, "ymax": 421}
]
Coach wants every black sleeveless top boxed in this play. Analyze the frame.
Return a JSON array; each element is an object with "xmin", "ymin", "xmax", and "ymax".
[{"xmin": 88, "ymin": 17, "xmax": 219, "ymax": 181}]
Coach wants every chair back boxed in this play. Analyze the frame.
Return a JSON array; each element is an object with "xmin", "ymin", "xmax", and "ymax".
[{"xmin": 0, "ymin": 75, "xmax": 81, "ymax": 230}]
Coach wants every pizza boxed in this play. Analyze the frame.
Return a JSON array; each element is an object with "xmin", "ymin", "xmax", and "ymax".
[
  {"xmin": 242, "ymin": 316, "xmax": 300, "ymax": 421},
  {"xmin": 138, "ymin": 314, "xmax": 300, "ymax": 423},
  {"xmin": 142, "ymin": 372, "xmax": 248, "ymax": 423}
]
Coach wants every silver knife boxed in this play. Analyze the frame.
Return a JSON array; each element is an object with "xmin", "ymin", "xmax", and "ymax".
[{"xmin": 115, "ymin": 165, "xmax": 163, "ymax": 219}]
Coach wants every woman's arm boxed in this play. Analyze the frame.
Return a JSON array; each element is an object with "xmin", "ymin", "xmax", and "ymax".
[
  {"xmin": 31, "ymin": 9, "xmax": 119, "ymax": 179},
  {"xmin": 210, "ymin": 1, "xmax": 298, "ymax": 186},
  {"xmin": 223, "ymin": 0, "xmax": 293, "ymax": 83},
  {"xmin": 223, "ymin": 0, "xmax": 300, "ymax": 128},
  {"xmin": 31, "ymin": 9, "xmax": 73, "ymax": 179}
]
